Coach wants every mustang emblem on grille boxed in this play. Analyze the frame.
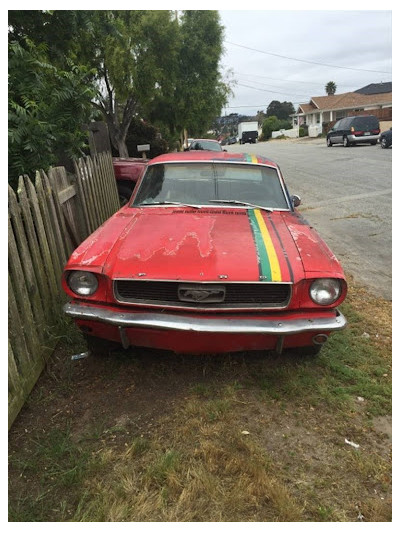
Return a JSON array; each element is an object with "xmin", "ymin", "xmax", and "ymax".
[{"xmin": 178, "ymin": 284, "xmax": 226, "ymax": 303}]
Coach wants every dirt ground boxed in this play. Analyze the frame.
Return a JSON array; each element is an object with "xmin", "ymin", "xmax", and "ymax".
[{"xmin": 9, "ymin": 331, "xmax": 392, "ymax": 521}]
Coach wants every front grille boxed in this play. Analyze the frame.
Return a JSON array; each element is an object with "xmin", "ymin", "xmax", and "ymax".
[{"xmin": 114, "ymin": 280, "xmax": 291, "ymax": 309}]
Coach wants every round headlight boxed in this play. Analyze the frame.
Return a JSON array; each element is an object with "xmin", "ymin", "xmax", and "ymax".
[
  {"xmin": 68, "ymin": 271, "xmax": 98, "ymax": 296},
  {"xmin": 309, "ymin": 278, "xmax": 341, "ymax": 305}
]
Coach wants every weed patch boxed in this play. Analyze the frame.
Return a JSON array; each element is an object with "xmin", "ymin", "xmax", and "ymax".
[{"xmin": 8, "ymin": 278, "xmax": 391, "ymax": 522}]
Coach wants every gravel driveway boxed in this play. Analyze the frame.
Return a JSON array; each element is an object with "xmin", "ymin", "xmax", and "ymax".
[{"xmin": 226, "ymin": 138, "xmax": 392, "ymax": 300}]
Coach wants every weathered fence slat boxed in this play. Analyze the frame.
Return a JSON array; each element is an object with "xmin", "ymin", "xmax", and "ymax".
[
  {"xmin": 8, "ymin": 225, "xmax": 41, "ymax": 364},
  {"xmin": 72, "ymin": 160, "xmax": 91, "ymax": 240},
  {"xmin": 17, "ymin": 177, "xmax": 55, "ymax": 321},
  {"xmin": 96, "ymin": 153, "xmax": 111, "ymax": 220},
  {"xmin": 88, "ymin": 156, "xmax": 105, "ymax": 225},
  {"xmin": 8, "ymin": 275, "xmax": 33, "ymax": 373},
  {"xmin": 100, "ymin": 152, "xmax": 118, "ymax": 217},
  {"xmin": 35, "ymin": 171, "xmax": 64, "ymax": 280},
  {"xmin": 96, "ymin": 154, "xmax": 110, "ymax": 221},
  {"xmin": 23, "ymin": 176, "xmax": 60, "ymax": 309},
  {"xmin": 8, "ymin": 186, "xmax": 46, "ymax": 338},
  {"xmin": 46, "ymin": 171, "xmax": 74, "ymax": 256},
  {"xmin": 103, "ymin": 151, "xmax": 120, "ymax": 212},
  {"xmin": 40, "ymin": 170, "xmax": 68, "ymax": 268},
  {"xmin": 77, "ymin": 158, "xmax": 96, "ymax": 234},
  {"xmin": 49, "ymin": 166, "xmax": 82, "ymax": 247}
]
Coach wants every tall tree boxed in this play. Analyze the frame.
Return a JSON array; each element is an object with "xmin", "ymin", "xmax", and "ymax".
[
  {"xmin": 150, "ymin": 10, "xmax": 232, "ymax": 144},
  {"xmin": 85, "ymin": 11, "xmax": 180, "ymax": 157},
  {"xmin": 325, "ymin": 81, "xmax": 337, "ymax": 95},
  {"xmin": 266, "ymin": 100, "xmax": 295, "ymax": 120}
]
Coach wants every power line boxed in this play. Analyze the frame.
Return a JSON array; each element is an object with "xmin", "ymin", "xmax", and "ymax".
[
  {"xmin": 236, "ymin": 82, "xmax": 309, "ymax": 99},
  {"xmin": 236, "ymin": 76, "xmax": 321, "ymax": 95},
  {"xmin": 226, "ymin": 41, "xmax": 391, "ymax": 74},
  {"xmin": 235, "ymin": 71, "xmax": 357, "ymax": 88}
]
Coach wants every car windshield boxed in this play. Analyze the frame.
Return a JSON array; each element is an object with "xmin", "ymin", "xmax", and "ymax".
[
  {"xmin": 132, "ymin": 162, "xmax": 290, "ymax": 210},
  {"xmin": 190, "ymin": 140, "xmax": 222, "ymax": 151}
]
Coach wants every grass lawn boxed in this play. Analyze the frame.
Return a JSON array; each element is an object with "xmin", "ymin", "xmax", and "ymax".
[{"xmin": 8, "ymin": 276, "xmax": 391, "ymax": 522}]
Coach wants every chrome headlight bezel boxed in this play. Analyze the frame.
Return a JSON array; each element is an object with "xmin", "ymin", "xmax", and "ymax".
[
  {"xmin": 67, "ymin": 270, "xmax": 98, "ymax": 296},
  {"xmin": 309, "ymin": 278, "xmax": 341, "ymax": 306}
]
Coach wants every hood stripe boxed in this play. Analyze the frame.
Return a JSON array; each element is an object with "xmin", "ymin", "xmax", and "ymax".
[
  {"xmin": 267, "ymin": 213, "xmax": 294, "ymax": 283},
  {"xmin": 248, "ymin": 209, "xmax": 282, "ymax": 281}
]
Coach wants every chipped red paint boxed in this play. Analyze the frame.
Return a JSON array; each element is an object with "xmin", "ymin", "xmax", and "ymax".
[{"xmin": 63, "ymin": 152, "xmax": 347, "ymax": 354}]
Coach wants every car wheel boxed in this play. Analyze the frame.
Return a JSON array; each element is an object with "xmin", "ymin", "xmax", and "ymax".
[
  {"xmin": 117, "ymin": 185, "xmax": 134, "ymax": 207},
  {"xmin": 343, "ymin": 136, "xmax": 350, "ymax": 147},
  {"xmin": 381, "ymin": 137, "xmax": 388, "ymax": 149},
  {"xmin": 84, "ymin": 334, "xmax": 119, "ymax": 356},
  {"xmin": 370, "ymin": 141, "xmax": 377, "ymax": 146},
  {"xmin": 327, "ymin": 137, "xmax": 332, "ymax": 147}
]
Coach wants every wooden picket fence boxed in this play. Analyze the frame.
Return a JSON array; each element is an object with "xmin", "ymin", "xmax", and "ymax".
[{"xmin": 8, "ymin": 152, "xmax": 120, "ymax": 429}]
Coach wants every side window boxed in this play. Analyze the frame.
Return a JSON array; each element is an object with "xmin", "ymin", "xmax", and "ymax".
[
  {"xmin": 333, "ymin": 120, "xmax": 342, "ymax": 130},
  {"xmin": 341, "ymin": 118, "xmax": 351, "ymax": 129}
]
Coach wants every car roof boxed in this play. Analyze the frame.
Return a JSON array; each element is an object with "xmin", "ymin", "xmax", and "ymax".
[{"xmin": 148, "ymin": 151, "xmax": 278, "ymax": 168}]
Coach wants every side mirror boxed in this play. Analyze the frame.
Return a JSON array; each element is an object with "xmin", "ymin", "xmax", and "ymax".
[{"xmin": 291, "ymin": 195, "xmax": 301, "ymax": 207}]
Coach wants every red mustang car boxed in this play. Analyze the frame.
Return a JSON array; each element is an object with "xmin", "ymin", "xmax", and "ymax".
[{"xmin": 63, "ymin": 152, "xmax": 347, "ymax": 356}]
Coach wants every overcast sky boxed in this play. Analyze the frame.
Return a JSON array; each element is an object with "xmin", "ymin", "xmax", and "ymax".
[{"xmin": 218, "ymin": 9, "xmax": 392, "ymax": 116}]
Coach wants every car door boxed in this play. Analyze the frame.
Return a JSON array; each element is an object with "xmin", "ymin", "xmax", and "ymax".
[{"xmin": 330, "ymin": 120, "xmax": 342, "ymax": 143}]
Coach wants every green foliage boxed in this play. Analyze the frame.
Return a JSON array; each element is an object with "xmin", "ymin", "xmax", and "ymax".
[
  {"xmin": 299, "ymin": 125, "xmax": 308, "ymax": 137},
  {"xmin": 325, "ymin": 81, "xmax": 337, "ymax": 95},
  {"xmin": 8, "ymin": 10, "xmax": 93, "ymax": 68},
  {"xmin": 8, "ymin": 10, "xmax": 234, "ymax": 170},
  {"xmin": 150, "ymin": 10, "xmax": 232, "ymax": 142},
  {"xmin": 262, "ymin": 116, "xmax": 286, "ymax": 140},
  {"xmin": 266, "ymin": 100, "xmax": 295, "ymax": 120},
  {"xmin": 8, "ymin": 38, "xmax": 96, "ymax": 186},
  {"xmin": 115, "ymin": 119, "xmax": 169, "ymax": 159}
]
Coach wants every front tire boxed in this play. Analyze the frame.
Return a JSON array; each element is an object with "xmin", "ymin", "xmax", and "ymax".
[
  {"xmin": 343, "ymin": 136, "xmax": 350, "ymax": 147},
  {"xmin": 327, "ymin": 137, "xmax": 332, "ymax": 147}
]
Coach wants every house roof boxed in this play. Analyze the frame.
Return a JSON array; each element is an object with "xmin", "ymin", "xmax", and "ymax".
[
  {"xmin": 296, "ymin": 90, "xmax": 392, "ymax": 114},
  {"xmin": 355, "ymin": 82, "xmax": 392, "ymax": 95}
]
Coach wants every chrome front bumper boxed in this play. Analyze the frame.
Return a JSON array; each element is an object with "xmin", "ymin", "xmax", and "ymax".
[{"xmin": 64, "ymin": 302, "xmax": 347, "ymax": 335}]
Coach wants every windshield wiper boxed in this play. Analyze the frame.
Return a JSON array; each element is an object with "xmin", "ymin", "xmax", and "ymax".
[
  {"xmin": 208, "ymin": 200, "xmax": 273, "ymax": 212},
  {"xmin": 137, "ymin": 201, "xmax": 201, "ymax": 209}
]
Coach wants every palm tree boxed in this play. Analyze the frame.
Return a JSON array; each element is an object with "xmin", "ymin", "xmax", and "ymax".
[{"xmin": 325, "ymin": 81, "xmax": 337, "ymax": 96}]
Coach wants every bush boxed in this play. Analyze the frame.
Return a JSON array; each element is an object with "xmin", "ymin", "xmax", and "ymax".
[
  {"xmin": 299, "ymin": 125, "xmax": 309, "ymax": 137},
  {"xmin": 262, "ymin": 116, "xmax": 280, "ymax": 140},
  {"xmin": 262, "ymin": 116, "xmax": 293, "ymax": 140}
]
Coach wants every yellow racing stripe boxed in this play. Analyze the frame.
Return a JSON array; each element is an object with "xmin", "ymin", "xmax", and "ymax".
[{"xmin": 254, "ymin": 209, "xmax": 282, "ymax": 281}]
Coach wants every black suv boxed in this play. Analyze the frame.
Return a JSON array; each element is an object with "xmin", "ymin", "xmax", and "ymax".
[{"xmin": 326, "ymin": 115, "xmax": 380, "ymax": 147}]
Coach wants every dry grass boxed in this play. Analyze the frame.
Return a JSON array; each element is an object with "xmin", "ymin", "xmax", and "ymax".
[
  {"xmin": 9, "ymin": 276, "xmax": 392, "ymax": 522},
  {"xmin": 76, "ymin": 394, "xmax": 304, "ymax": 522}
]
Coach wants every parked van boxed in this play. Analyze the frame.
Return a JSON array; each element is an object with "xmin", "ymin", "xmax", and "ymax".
[{"xmin": 326, "ymin": 115, "xmax": 380, "ymax": 147}]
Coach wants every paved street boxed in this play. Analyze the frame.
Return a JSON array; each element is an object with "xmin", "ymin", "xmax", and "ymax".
[{"xmin": 226, "ymin": 138, "xmax": 392, "ymax": 300}]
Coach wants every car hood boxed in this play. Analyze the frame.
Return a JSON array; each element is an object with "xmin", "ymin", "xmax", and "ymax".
[{"xmin": 67, "ymin": 207, "xmax": 343, "ymax": 282}]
